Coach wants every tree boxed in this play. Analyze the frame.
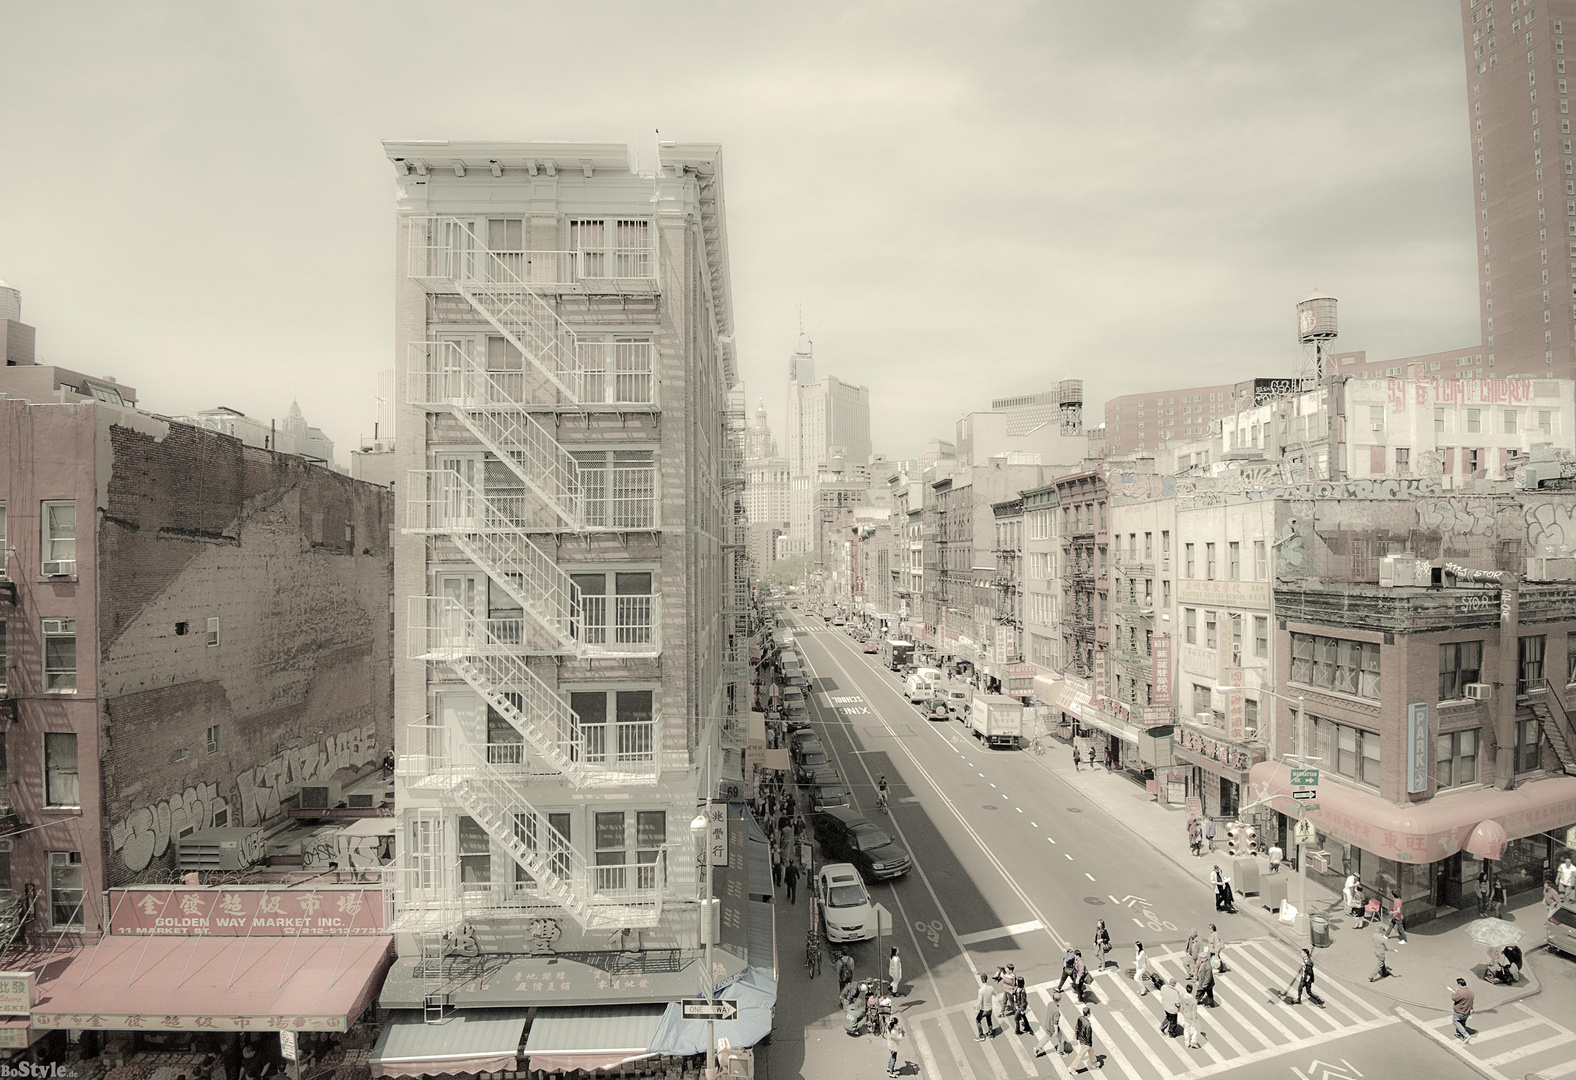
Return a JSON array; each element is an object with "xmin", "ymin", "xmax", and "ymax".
[{"xmin": 764, "ymin": 552, "xmax": 812, "ymax": 590}]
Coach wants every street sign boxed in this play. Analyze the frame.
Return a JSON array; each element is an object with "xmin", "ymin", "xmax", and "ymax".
[
  {"xmin": 681, "ymin": 998, "xmax": 739, "ymax": 1021},
  {"xmin": 280, "ymin": 1031, "xmax": 298, "ymax": 1062},
  {"xmin": 1294, "ymin": 818, "xmax": 1316, "ymax": 845},
  {"xmin": 871, "ymin": 902, "xmax": 894, "ymax": 935},
  {"xmin": 1292, "ymin": 789, "xmax": 1317, "ymax": 801},
  {"xmin": 1290, "ymin": 769, "xmax": 1319, "ymax": 787}
]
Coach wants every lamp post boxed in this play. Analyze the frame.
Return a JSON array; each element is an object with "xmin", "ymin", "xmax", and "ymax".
[{"xmin": 689, "ymin": 809, "xmax": 717, "ymax": 1080}]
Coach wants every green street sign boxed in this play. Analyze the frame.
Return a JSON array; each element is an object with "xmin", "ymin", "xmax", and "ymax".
[{"xmin": 1290, "ymin": 769, "xmax": 1319, "ymax": 787}]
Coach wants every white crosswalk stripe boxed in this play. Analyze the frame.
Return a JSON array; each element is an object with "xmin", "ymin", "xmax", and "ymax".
[
  {"xmin": 1402, "ymin": 1001, "xmax": 1576, "ymax": 1080},
  {"xmin": 897, "ymin": 937, "xmax": 1397, "ymax": 1079}
]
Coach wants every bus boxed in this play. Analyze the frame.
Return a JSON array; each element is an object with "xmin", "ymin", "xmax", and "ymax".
[{"xmin": 880, "ymin": 639, "xmax": 914, "ymax": 671}]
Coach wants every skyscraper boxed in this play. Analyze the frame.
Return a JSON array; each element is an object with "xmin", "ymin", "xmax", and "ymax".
[
  {"xmin": 784, "ymin": 332, "xmax": 872, "ymax": 554},
  {"xmin": 1460, "ymin": 1, "xmax": 1576, "ymax": 377}
]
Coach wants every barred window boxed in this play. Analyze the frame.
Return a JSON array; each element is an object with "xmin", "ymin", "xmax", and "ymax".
[{"xmin": 1292, "ymin": 633, "xmax": 1381, "ymax": 700}]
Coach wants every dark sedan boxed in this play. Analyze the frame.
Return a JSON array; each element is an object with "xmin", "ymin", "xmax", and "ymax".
[
  {"xmin": 813, "ymin": 807, "xmax": 912, "ymax": 881},
  {"xmin": 794, "ymin": 749, "xmax": 831, "ymax": 782}
]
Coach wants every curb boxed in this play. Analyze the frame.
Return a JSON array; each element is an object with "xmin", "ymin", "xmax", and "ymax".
[{"xmin": 1395, "ymin": 1005, "xmax": 1508, "ymax": 1080}]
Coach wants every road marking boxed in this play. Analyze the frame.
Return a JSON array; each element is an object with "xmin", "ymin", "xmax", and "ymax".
[
  {"xmin": 909, "ymin": 1023, "xmax": 943, "ymax": 1079},
  {"xmin": 1030, "ymin": 821, "xmax": 1038, "ymax": 827},
  {"xmin": 1085, "ymin": 872, "xmax": 1095, "ymax": 881},
  {"xmin": 977, "ymin": 1029, "xmax": 1011, "ymax": 1078},
  {"xmin": 1101, "ymin": 1007, "xmax": 1170, "ymax": 1079},
  {"xmin": 1002, "ymin": 1025, "xmax": 1041, "ymax": 1077},
  {"xmin": 1104, "ymin": 958, "xmax": 1196, "ymax": 1073},
  {"xmin": 1458, "ymin": 1015, "xmax": 1546, "ymax": 1043},
  {"xmin": 1064, "ymin": 853, "xmax": 1073, "ymax": 860},
  {"xmin": 934, "ymin": 1007, "xmax": 980, "ymax": 1080},
  {"xmin": 1149, "ymin": 952, "xmax": 1254, "ymax": 1056},
  {"xmin": 1016, "ymin": 807, "xmax": 1023, "ymax": 813},
  {"xmin": 1483, "ymin": 1031, "xmax": 1576, "ymax": 1068},
  {"xmin": 1227, "ymin": 941, "xmax": 1367, "ymax": 1028},
  {"xmin": 990, "ymin": 782, "xmax": 997, "ymax": 788},
  {"xmin": 1399, "ymin": 1006, "xmax": 1512, "ymax": 1080},
  {"xmin": 955, "ymin": 920, "xmax": 1046, "ymax": 945},
  {"xmin": 1217, "ymin": 946, "xmax": 1324, "ymax": 1039}
]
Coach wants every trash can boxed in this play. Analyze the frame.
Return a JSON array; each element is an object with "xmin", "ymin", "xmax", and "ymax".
[
  {"xmin": 1309, "ymin": 913, "xmax": 1331, "ymax": 948},
  {"xmin": 1261, "ymin": 876, "xmax": 1287, "ymax": 913}
]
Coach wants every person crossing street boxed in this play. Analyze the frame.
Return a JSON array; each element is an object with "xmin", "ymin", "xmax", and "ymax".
[
  {"xmin": 1291, "ymin": 948, "xmax": 1324, "ymax": 1006},
  {"xmin": 1450, "ymin": 978, "xmax": 1474, "ymax": 1044},
  {"xmin": 1371, "ymin": 930, "xmax": 1397, "ymax": 982},
  {"xmin": 973, "ymin": 973, "xmax": 995, "ymax": 1040},
  {"xmin": 1068, "ymin": 1006, "xmax": 1097, "ymax": 1073}
]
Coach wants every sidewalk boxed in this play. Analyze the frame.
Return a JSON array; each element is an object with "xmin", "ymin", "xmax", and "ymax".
[{"xmin": 1030, "ymin": 735, "xmax": 1547, "ymax": 1017}]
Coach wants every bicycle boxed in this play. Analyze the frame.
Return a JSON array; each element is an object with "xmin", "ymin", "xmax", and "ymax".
[{"xmin": 875, "ymin": 788, "xmax": 889, "ymax": 814}]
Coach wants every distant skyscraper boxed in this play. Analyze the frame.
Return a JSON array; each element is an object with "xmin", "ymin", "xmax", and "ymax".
[
  {"xmin": 785, "ymin": 334, "xmax": 871, "ymax": 476},
  {"xmin": 1459, "ymin": 3, "xmax": 1571, "ymax": 377}
]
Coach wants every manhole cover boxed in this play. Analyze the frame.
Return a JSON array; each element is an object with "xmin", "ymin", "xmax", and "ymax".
[
  {"xmin": 1083, "ymin": 896, "xmax": 1105, "ymax": 905},
  {"xmin": 1066, "ymin": 807, "xmax": 1083, "ymax": 813},
  {"xmin": 982, "ymin": 804, "xmax": 998, "ymax": 811}
]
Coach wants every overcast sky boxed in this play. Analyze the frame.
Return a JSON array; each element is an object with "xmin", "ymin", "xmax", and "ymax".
[{"xmin": 0, "ymin": 1, "xmax": 1477, "ymax": 464}]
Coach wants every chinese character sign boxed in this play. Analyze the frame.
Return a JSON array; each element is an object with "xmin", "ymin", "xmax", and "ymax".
[
  {"xmin": 1225, "ymin": 668, "xmax": 1245, "ymax": 742},
  {"xmin": 707, "ymin": 804, "xmax": 728, "ymax": 868},
  {"xmin": 1151, "ymin": 635, "xmax": 1172, "ymax": 707},
  {"xmin": 1094, "ymin": 651, "xmax": 1107, "ymax": 701},
  {"xmin": 107, "ymin": 888, "xmax": 387, "ymax": 936},
  {"xmin": 0, "ymin": 972, "xmax": 33, "ymax": 1015}
]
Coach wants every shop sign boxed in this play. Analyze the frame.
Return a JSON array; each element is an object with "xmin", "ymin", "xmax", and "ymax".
[
  {"xmin": 1151, "ymin": 635, "xmax": 1172, "ymax": 706},
  {"xmin": 1099, "ymin": 696, "xmax": 1131, "ymax": 724},
  {"xmin": 1006, "ymin": 662, "xmax": 1036, "ymax": 697},
  {"xmin": 107, "ymin": 888, "xmax": 387, "ymax": 937},
  {"xmin": 1176, "ymin": 578, "xmax": 1270, "ymax": 610},
  {"xmin": 1225, "ymin": 667, "xmax": 1245, "ymax": 741},
  {"xmin": 1140, "ymin": 705, "xmax": 1171, "ymax": 726},
  {"xmin": 0, "ymin": 1026, "xmax": 31, "ymax": 1049},
  {"xmin": 1167, "ymin": 777, "xmax": 1188, "ymax": 805},
  {"xmin": 1175, "ymin": 726, "xmax": 1257, "ymax": 773},
  {"xmin": 706, "ymin": 803, "xmax": 729, "ymax": 867},
  {"xmin": 1094, "ymin": 651, "xmax": 1107, "ymax": 700},
  {"xmin": 0, "ymin": 972, "xmax": 31, "ymax": 1015},
  {"xmin": 30, "ymin": 1012, "xmax": 348, "ymax": 1032},
  {"xmin": 1407, "ymin": 702, "xmax": 1429, "ymax": 795},
  {"xmin": 1186, "ymin": 797, "xmax": 1203, "ymax": 817}
]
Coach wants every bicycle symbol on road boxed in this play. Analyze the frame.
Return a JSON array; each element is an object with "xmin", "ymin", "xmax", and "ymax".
[
  {"xmin": 1110, "ymin": 894, "xmax": 1176, "ymax": 933},
  {"xmin": 913, "ymin": 919, "xmax": 943, "ymax": 947}
]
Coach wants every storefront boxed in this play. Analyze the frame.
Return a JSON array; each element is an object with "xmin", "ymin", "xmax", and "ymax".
[
  {"xmin": 1249, "ymin": 761, "xmax": 1576, "ymax": 923},
  {"xmin": 1172, "ymin": 722, "xmax": 1265, "ymax": 822}
]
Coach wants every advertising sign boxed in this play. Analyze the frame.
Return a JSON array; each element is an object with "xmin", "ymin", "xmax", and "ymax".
[
  {"xmin": 1150, "ymin": 635, "xmax": 1172, "ymax": 707},
  {"xmin": 1407, "ymin": 702, "xmax": 1429, "ymax": 795},
  {"xmin": 1005, "ymin": 662, "xmax": 1036, "ymax": 699},
  {"xmin": 107, "ymin": 888, "xmax": 387, "ymax": 937},
  {"xmin": 1225, "ymin": 668, "xmax": 1245, "ymax": 742},
  {"xmin": 707, "ymin": 803, "xmax": 729, "ymax": 867},
  {"xmin": 1094, "ymin": 651, "xmax": 1107, "ymax": 701},
  {"xmin": 0, "ymin": 972, "xmax": 32, "ymax": 1015}
]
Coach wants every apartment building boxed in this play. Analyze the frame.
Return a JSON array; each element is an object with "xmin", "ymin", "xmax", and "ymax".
[
  {"xmin": 743, "ymin": 399, "xmax": 790, "ymax": 572},
  {"xmin": 0, "ymin": 310, "xmax": 393, "ymax": 949},
  {"xmin": 1104, "ymin": 381, "xmax": 1256, "ymax": 455},
  {"xmin": 383, "ymin": 141, "xmax": 759, "ymax": 1031},
  {"xmin": 1021, "ymin": 483, "xmax": 1061, "ymax": 688},
  {"xmin": 1056, "ymin": 470, "xmax": 1109, "ymax": 679}
]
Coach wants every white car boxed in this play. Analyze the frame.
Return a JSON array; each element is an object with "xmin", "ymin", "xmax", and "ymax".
[{"xmin": 817, "ymin": 863, "xmax": 874, "ymax": 943}]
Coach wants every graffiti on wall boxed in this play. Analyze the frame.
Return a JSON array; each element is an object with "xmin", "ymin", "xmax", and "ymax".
[
  {"xmin": 1416, "ymin": 498, "xmax": 1499, "ymax": 537},
  {"xmin": 301, "ymin": 828, "xmax": 394, "ymax": 872},
  {"xmin": 1387, "ymin": 378, "xmax": 1537, "ymax": 412},
  {"xmin": 109, "ymin": 723, "xmax": 381, "ymax": 872},
  {"xmin": 1525, "ymin": 501, "xmax": 1576, "ymax": 555}
]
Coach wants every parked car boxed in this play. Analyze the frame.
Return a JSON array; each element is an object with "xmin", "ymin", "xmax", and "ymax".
[
  {"xmin": 795, "ymin": 748, "xmax": 831, "ymax": 782},
  {"xmin": 806, "ymin": 777, "xmax": 850, "ymax": 811},
  {"xmin": 1549, "ymin": 901, "xmax": 1576, "ymax": 959},
  {"xmin": 816, "ymin": 864, "xmax": 873, "ymax": 942},
  {"xmin": 813, "ymin": 808, "xmax": 912, "ymax": 881},
  {"xmin": 788, "ymin": 730, "xmax": 822, "ymax": 754},
  {"xmin": 926, "ymin": 699, "xmax": 951, "ymax": 721},
  {"xmin": 862, "ymin": 640, "xmax": 880, "ymax": 654}
]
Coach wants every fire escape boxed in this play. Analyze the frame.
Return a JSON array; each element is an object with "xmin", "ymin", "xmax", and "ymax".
[{"xmin": 398, "ymin": 217, "xmax": 667, "ymax": 1020}]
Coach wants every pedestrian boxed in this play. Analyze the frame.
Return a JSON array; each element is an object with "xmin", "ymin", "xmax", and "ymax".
[
  {"xmin": 1031, "ymin": 998, "xmax": 1064, "ymax": 1058},
  {"xmin": 1087, "ymin": 744, "xmax": 1096, "ymax": 770},
  {"xmin": 1073, "ymin": 743, "xmax": 1082, "ymax": 771},
  {"xmin": 1475, "ymin": 869, "xmax": 1490, "ymax": 917},
  {"xmin": 1293, "ymin": 948, "xmax": 1323, "ymax": 1006},
  {"xmin": 1070, "ymin": 950, "xmax": 1089, "ymax": 1001},
  {"xmin": 1184, "ymin": 928, "xmax": 1201, "ymax": 967},
  {"xmin": 1370, "ymin": 931, "xmax": 1394, "ymax": 982},
  {"xmin": 1093, "ymin": 919, "xmax": 1112, "ymax": 968},
  {"xmin": 1383, "ymin": 890, "xmax": 1408, "ymax": 943},
  {"xmin": 884, "ymin": 1016, "xmax": 906, "ymax": 1076},
  {"xmin": 837, "ymin": 950, "xmax": 855, "ymax": 991},
  {"xmin": 1194, "ymin": 952, "xmax": 1216, "ymax": 1007},
  {"xmin": 1180, "ymin": 981, "xmax": 1202, "ymax": 1049},
  {"xmin": 1204, "ymin": 818, "xmax": 1216, "ymax": 852},
  {"xmin": 1547, "ymin": 878, "xmax": 1564, "ymax": 921},
  {"xmin": 1159, "ymin": 977, "xmax": 1181, "ymax": 1038},
  {"xmin": 1450, "ymin": 978, "xmax": 1474, "ymax": 1044},
  {"xmin": 1011, "ymin": 970, "xmax": 1034, "ymax": 1035},
  {"xmin": 1068, "ymin": 1005, "xmax": 1096, "ymax": 1073},
  {"xmin": 1208, "ymin": 924, "xmax": 1229, "ymax": 973},
  {"xmin": 785, "ymin": 859, "xmax": 800, "ymax": 905},
  {"xmin": 1133, "ymin": 941, "xmax": 1151, "ymax": 996},
  {"xmin": 974, "ymin": 973, "xmax": 995, "ymax": 1040},
  {"xmin": 1188, "ymin": 818, "xmax": 1203, "ymax": 857},
  {"xmin": 771, "ymin": 840, "xmax": 782, "ymax": 888},
  {"xmin": 889, "ymin": 946, "xmax": 903, "ymax": 997},
  {"xmin": 1210, "ymin": 865, "xmax": 1235, "ymax": 913},
  {"xmin": 1559, "ymin": 855, "xmax": 1576, "ymax": 901},
  {"xmin": 1344, "ymin": 872, "xmax": 1363, "ymax": 920},
  {"xmin": 1488, "ymin": 876, "xmax": 1508, "ymax": 919},
  {"xmin": 1055, "ymin": 946, "xmax": 1078, "ymax": 991}
]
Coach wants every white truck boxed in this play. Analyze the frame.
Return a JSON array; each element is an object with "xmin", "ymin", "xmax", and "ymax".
[
  {"xmin": 905, "ymin": 667, "xmax": 942, "ymax": 703},
  {"xmin": 969, "ymin": 693, "xmax": 1024, "ymax": 748}
]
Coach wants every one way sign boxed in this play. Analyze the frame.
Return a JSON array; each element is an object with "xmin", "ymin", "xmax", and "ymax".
[{"xmin": 681, "ymin": 998, "xmax": 739, "ymax": 1021}]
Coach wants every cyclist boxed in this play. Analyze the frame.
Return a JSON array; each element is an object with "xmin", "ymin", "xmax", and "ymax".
[{"xmin": 876, "ymin": 776, "xmax": 890, "ymax": 811}]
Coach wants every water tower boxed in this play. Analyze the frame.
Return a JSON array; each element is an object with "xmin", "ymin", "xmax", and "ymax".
[
  {"xmin": 1295, "ymin": 290, "xmax": 1338, "ymax": 380},
  {"xmin": 1057, "ymin": 376, "xmax": 1084, "ymax": 435}
]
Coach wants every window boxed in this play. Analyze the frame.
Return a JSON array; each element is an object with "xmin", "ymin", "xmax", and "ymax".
[
  {"xmin": 1228, "ymin": 541, "xmax": 1240, "ymax": 580},
  {"xmin": 485, "ymin": 217, "xmax": 524, "ymax": 281},
  {"xmin": 1244, "ymin": 698, "xmax": 1260, "ymax": 738},
  {"xmin": 1395, "ymin": 447, "xmax": 1410, "ymax": 474},
  {"xmin": 1468, "ymin": 408, "xmax": 1482, "ymax": 433},
  {"xmin": 458, "ymin": 816, "xmax": 491, "ymax": 891},
  {"xmin": 1192, "ymin": 683, "xmax": 1213, "ymax": 718},
  {"xmin": 1291, "ymin": 633, "xmax": 1382, "ymax": 699},
  {"xmin": 1161, "ymin": 580, "xmax": 1171, "ymax": 608},
  {"xmin": 1254, "ymin": 615, "xmax": 1269, "ymax": 659},
  {"xmin": 44, "ymin": 732, "xmax": 79, "ymax": 807},
  {"xmin": 0, "ymin": 619, "xmax": 6, "ymax": 696},
  {"xmin": 1144, "ymin": 532, "xmax": 1153, "ymax": 560},
  {"xmin": 1369, "ymin": 405, "xmax": 1385, "ymax": 431},
  {"xmin": 1467, "ymin": 448, "xmax": 1481, "ymax": 473},
  {"xmin": 1541, "ymin": 409, "xmax": 1554, "ymax": 436},
  {"xmin": 512, "ymin": 812, "xmax": 572, "ymax": 887},
  {"xmin": 1185, "ymin": 543, "xmax": 1195, "ymax": 578},
  {"xmin": 1435, "ymin": 407, "xmax": 1446, "ymax": 434},
  {"xmin": 1440, "ymin": 641, "xmax": 1484, "ymax": 700},
  {"xmin": 636, "ymin": 810, "xmax": 666, "ymax": 889},
  {"xmin": 1519, "ymin": 634, "xmax": 1548, "ymax": 693},
  {"xmin": 206, "ymin": 617, "xmax": 220, "ymax": 647},
  {"xmin": 1161, "ymin": 530, "xmax": 1171, "ymax": 563},
  {"xmin": 42, "ymin": 618, "xmax": 76, "ymax": 692},
  {"xmin": 1322, "ymin": 719, "xmax": 1382, "ymax": 787},
  {"xmin": 486, "ymin": 335, "xmax": 522, "ymax": 371},
  {"xmin": 48, "ymin": 851, "xmax": 83, "ymax": 930},
  {"xmin": 1505, "ymin": 409, "xmax": 1519, "ymax": 434},
  {"xmin": 1516, "ymin": 715, "xmax": 1544, "ymax": 772},
  {"xmin": 595, "ymin": 811, "xmax": 628, "ymax": 891},
  {"xmin": 577, "ymin": 338, "xmax": 655, "ymax": 404},
  {"xmin": 1254, "ymin": 539, "xmax": 1267, "ymax": 581},
  {"xmin": 570, "ymin": 571, "xmax": 655, "ymax": 647},
  {"xmin": 1230, "ymin": 613, "xmax": 1243, "ymax": 664},
  {"xmin": 1205, "ymin": 611, "xmax": 1218, "ymax": 650},
  {"xmin": 1205, "ymin": 543, "xmax": 1216, "ymax": 580},
  {"xmin": 202, "ymin": 723, "xmax": 222, "ymax": 756},
  {"xmin": 42, "ymin": 501, "xmax": 76, "ymax": 576},
  {"xmin": 569, "ymin": 219, "xmax": 606, "ymax": 276},
  {"xmin": 572, "ymin": 450, "xmax": 657, "ymax": 528},
  {"xmin": 569, "ymin": 689, "xmax": 656, "ymax": 766},
  {"xmin": 1437, "ymin": 729, "xmax": 1479, "ymax": 788},
  {"xmin": 1184, "ymin": 608, "xmax": 1197, "ymax": 645}
]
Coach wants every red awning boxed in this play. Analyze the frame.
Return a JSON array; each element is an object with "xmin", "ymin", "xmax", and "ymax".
[
  {"xmin": 1249, "ymin": 761, "xmax": 1576, "ymax": 864},
  {"xmin": 25, "ymin": 934, "xmax": 392, "ymax": 1032}
]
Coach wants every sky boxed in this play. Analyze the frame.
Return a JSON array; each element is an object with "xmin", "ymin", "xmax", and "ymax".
[{"xmin": 0, "ymin": 1, "xmax": 1478, "ymax": 464}]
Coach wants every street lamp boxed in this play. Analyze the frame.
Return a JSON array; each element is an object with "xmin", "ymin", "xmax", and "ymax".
[{"xmin": 688, "ymin": 810, "xmax": 717, "ymax": 1079}]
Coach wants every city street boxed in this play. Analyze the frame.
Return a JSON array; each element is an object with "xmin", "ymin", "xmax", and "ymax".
[{"xmin": 761, "ymin": 618, "xmax": 1499, "ymax": 1080}]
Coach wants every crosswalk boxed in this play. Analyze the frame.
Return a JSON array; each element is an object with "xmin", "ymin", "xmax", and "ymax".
[
  {"xmin": 1400, "ymin": 1000, "xmax": 1576, "ymax": 1080},
  {"xmin": 893, "ymin": 937, "xmax": 1396, "ymax": 1080}
]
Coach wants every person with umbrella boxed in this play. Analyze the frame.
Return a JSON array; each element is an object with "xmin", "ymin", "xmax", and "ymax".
[{"xmin": 1463, "ymin": 914, "xmax": 1526, "ymax": 983}]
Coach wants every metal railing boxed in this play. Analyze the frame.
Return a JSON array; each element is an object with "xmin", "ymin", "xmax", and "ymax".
[
  {"xmin": 576, "ymin": 341, "xmax": 656, "ymax": 405},
  {"xmin": 576, "ymin": 593, "xmax": 659, "ymax": 651}
]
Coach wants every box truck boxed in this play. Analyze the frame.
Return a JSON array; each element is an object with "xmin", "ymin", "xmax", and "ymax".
[{"xmin": 969, "ymin": 693, "xmax": 1024, "ymax": 748}]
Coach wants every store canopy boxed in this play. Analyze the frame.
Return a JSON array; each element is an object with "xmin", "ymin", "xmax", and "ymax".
[
  {"xmin": 1464, "ymin": 818, "xmax": 1510, "ymax": 861},
  {"xmin": 1248, "ymin": 761, "xmax": 1576, "ymax": 864},
  {"xmin": 371, "ymin": 1010, "xmax": 528, "ymax": 1078},
  {"xmin": 646, "ymin": 966, "xmax": 776, "ymax": 1057},
  {"xmin": 523, "ymin": 1005, "xmax": 665, "ymax": 1074},
  {"xmin": 27, "ymin": 935, "xmax": 392, "ymax": 1032}
]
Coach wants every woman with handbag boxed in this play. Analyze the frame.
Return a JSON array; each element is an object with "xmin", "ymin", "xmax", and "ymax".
[{"xmin": 1093, "ymin": 920, "xmax": 1112, "ymax": 968}]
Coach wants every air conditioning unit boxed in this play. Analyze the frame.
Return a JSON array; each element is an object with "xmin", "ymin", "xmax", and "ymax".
[
  {"xmin": 42, "ymin": 559, "xmax": 76, "ymax": 577},
  {"xmin": 177, "ymin": 827, "xmax": 265, "ymax": 871},
  {"xmin": 1378, "ymin": 553, "xmax": 1417, "ymax": 588},
  {"xmin": 1464, "ymin": 683, "xmax": 1492, "ymax": 701},
  {"xmin": 345, "ymin": 791, "xmax": 379, "ymax": 810},
  {"xmin": 297, "ymin": 781, "xmax": 343, "ymax": 811}
]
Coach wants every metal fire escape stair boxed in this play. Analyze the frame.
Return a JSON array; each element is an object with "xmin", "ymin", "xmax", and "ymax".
[{"xmin": 1529, "ymin": 697, "xmax": 1576, "ymax": 775}]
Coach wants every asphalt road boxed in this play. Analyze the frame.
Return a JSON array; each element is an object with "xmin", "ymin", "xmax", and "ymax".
[{"xmin": 759, "ymin": 616, "xmax": 1486, "ymax": 1080}]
